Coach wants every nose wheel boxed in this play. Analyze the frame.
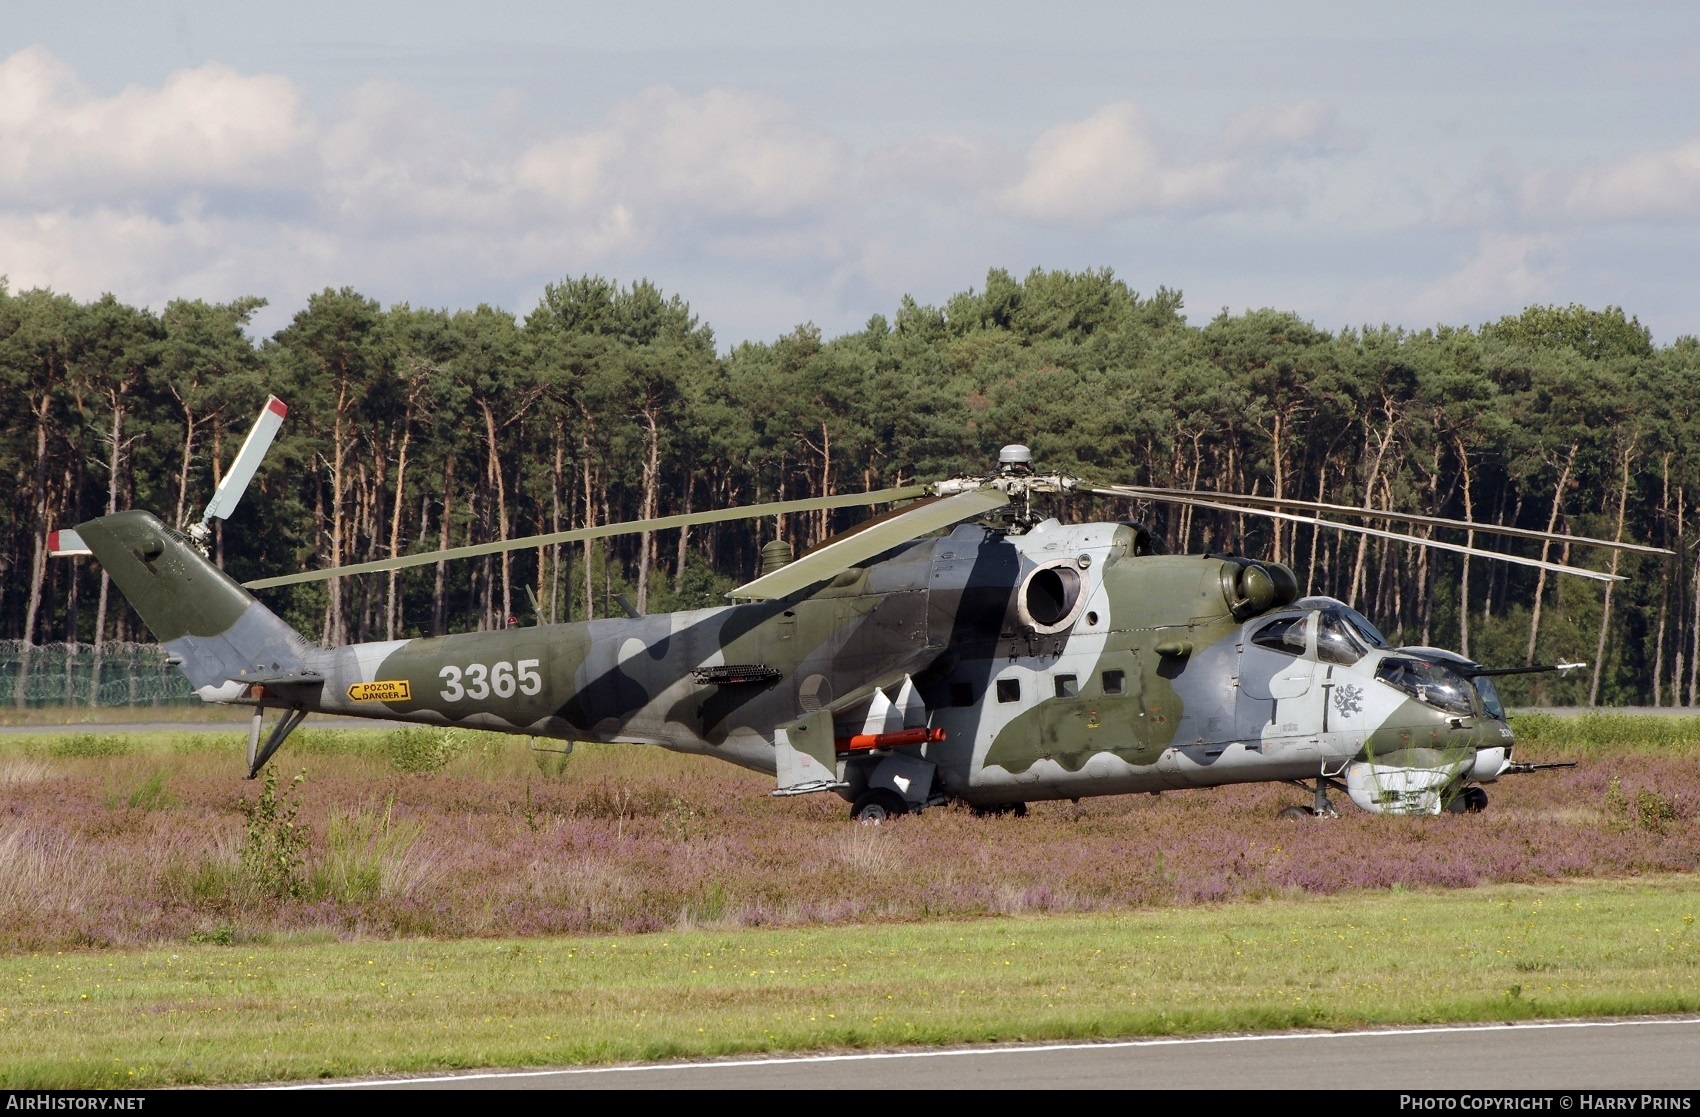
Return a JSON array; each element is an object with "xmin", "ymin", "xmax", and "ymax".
[{"xmin": 1445, "ymin": 785, "xmax": 1489, "ymax": 813}]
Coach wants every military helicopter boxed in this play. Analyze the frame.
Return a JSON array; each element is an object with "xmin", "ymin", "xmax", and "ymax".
[{"xmin": 63, "ymin": 400, "xmax": 1668, "ymax": 822}]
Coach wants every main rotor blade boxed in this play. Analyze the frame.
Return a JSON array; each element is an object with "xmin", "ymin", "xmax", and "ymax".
[
  {"xmin": 1105, "ymin": 484, "xmax": 1671, "ymax": 555},
  {"xmin": 729, "ymin": 487, "xmax": 1011, "ymax": 601},
  {"xmin": 243, "ymin": 485, "xmax": 931, "ymax": 590},
  {"xmin": 1086, "ymin": 488, "xmax": 1624, "ymax": 583}
]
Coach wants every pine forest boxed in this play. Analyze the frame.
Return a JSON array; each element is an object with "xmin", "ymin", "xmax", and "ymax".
[{"xmin": 2, "ymin": 267, "xmax": 1694, "ymax": 708}]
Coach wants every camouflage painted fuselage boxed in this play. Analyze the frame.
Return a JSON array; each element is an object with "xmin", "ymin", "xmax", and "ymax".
[{"xmin": 77, "ymin": 510, "xmax": 1510, "ymax": 812}]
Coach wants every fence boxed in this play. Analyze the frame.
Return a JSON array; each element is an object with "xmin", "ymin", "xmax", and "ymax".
[{"xmin": 0, "ymin": 641, "xmax": 198, "ymax": 707}]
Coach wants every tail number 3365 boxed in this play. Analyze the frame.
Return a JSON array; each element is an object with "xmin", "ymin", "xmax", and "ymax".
[{"xmin": 439, "ymin": 660, "xmax": 543, "ymax": 701}]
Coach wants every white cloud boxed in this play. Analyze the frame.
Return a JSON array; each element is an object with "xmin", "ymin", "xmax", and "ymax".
[
  {"xmin": 1404, "ymin": 233, "xmax": 1557, "ymax": 325},
  {"xmin": 0, "ymin": 49, "xmax": 855, "ymax": 321},
  {"xmin": 517, "ymin": 86, "xmax": 846, "ymax": 223},
  {"xmin": 0, "ymin": 46, "xmax": 314, "ymax": 204},
  {"xmin": 994, "ymin": 100, "xmax": 1357, "ymax": 224},
  {"xmin": 996, "ymin": 103, "xmax": 1241, "ymax": 222},
  {"xmin": 1520, "ymin": 139, "xmax": 1700, "ymax": 222},
  {"xmin": 317, "ymin": 80, "xmax": 523, "ymax": 232},
  {"xmin": 863, "ymin": 133, "xmax": 1014, "ymax": 198},
  {"xmin": 16, "ymin": 42, "xmax": 1668, "ymax": 350},
  {"xmin": 1219, "ymin": 99, "xmax": 1358, "ymax": 158}
]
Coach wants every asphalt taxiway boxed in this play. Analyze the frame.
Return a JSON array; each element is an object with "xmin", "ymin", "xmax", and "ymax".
[{"xmin": 283, "ymin": 1017, "xmax": 1700, "ymax": 1090}]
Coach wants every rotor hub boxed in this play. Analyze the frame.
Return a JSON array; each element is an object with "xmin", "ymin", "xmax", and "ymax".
[{"xmin": 997, "ymin": 444, "xmax": 1034, "ymax": 476}]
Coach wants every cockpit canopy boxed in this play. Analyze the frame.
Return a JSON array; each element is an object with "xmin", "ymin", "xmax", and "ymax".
[
  {"xmin": 1383, "ymin": 646, "xmax": 1507, "ymax": 719},
  {"xmin": 1248, "ymin": 599, "xmax": 1391, "ymax": 664},
  {"xmin": 1246, "ymin": 598, "xmax": 1505, "ymax": 720},
  {"xmin": 1374, "ymin": 656, "xmax": 1477, "ymax": 716},
  {"xmin": 1283, "ymin": 598, "xmax": 1390, "ymax": 666}
]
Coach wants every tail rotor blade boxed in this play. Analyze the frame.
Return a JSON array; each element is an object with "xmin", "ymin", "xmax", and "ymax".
[{"xmin": 201, "ymin": 396, "xmax": 288, "ymax": 528}]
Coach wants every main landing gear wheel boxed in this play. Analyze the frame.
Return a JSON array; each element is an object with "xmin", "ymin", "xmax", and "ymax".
[
  {"xmin": 1277, "ymin": 805, "xmax": 1315, "ymax": 821},
  {"xmin": 1445, "ymin": 786, "xmax": 1489, "ymax": 814},
  {"xmin": 851, "ymin": 789, "xmax": 908, "ymax": 823}
]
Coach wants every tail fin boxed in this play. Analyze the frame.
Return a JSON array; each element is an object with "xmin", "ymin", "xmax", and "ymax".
[{"xmin": 76, "ymin": 511, "xmax": 320, "ymax": 701}]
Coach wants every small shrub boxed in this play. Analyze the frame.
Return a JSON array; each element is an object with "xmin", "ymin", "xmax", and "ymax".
[
  {"xmin": 1604, "ymin": 775, "xmax": 1681, "ymax": 834},
  {"xmin": 160, "ymin": 857, "xmax": 245, "ymax": 906},
  {"xmin": 381, "ymin": 727, "xmax": 465, "ymax": 774},
  {"xmin": 532, "ymin": 745, "xmax": 573, "ymax": 778},
  {"xmin": 309, "ymin": 797, "xmax": 426, "ymax": 902},
  {"xmin": 239, "ymin": 768, "xmax": 309, "ymax": 898},
  {"xmin": 1604, "ymin": 775, "xmax": 1630, "ymax": 830},
  {"xmin": 1635, "ymin": 789, "xmax": 1680, "ymax": 835},
  {"xmin": 290, "ymin": 730, "xmax": 366, "ymax": 756},
  {"xmin": 110, "ymin": 769, "xmax": 178, "ymax": 812},
  {"xmin": 451, "ymin": 729, "xmax": 509, "ymax": 769},
  {"xmin": 50, "ymin": 733, "xmax": 128, "ymax": 758},
  {"xmin": 189, "ymin": 926, "xmax": 235, "ymax": 946}
]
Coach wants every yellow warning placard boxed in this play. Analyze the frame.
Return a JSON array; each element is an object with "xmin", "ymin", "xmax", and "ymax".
[{"xmin": 348, "ymin": 680, "xmax": 411, "ymax": 702}]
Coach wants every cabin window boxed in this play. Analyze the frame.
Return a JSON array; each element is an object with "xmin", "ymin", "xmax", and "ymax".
[
  {"xmin": 1054, "ymin": 674, "xmax": 1079, "ymax": 698},
  {"xmin": 1250, "ymin": 615, "xmax": 1308, "ymax": 656},
  {"xmin": 1102, "ymin": 669, "xmax": 1125, "ymax": 695},
  {"xmin": 949, "ymin": 682, "xmax": 975, "ymax": 707},
  {"xmin": 996, "ymin": 678, "xmax": 1021, "ymax": 703}
]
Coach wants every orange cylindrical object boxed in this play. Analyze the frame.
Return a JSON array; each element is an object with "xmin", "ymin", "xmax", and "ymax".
[{"xmin": 835, "ymin": 726, "xmax": 946, "ymax": 753}]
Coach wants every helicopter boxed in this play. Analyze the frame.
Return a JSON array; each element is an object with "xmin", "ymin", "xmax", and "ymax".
[{"xmin": 61, "ymin": 399, "xmax": 1669, "ymax": 822}]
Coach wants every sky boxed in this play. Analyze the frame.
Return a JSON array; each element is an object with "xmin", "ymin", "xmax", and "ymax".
[{"xmin": 3, "ymin": 2, "xmax": 1699, "ymax": 347}]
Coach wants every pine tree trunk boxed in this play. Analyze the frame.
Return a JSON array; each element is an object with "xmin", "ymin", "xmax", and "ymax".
[
  {"xmin": 385, "ymin": 400, "xmax": 414, "ymax": 641},
  {"xmin": 1590, "ymin": 438, "xmax": 1637, "ymax": 706},
  {"xmin": 636, "ymin": 409, "xmax": 660, "ymax": 614},
  {"xmin": 1455, "ymin": 436, "xmax": 1475, "ymax": 659},
  {"xmin": 480, "ymin": 401, "xmax": 512, "ymax": 627},
  {"xmin": 17, "ymin": 393, "xmax": 54, "ymax": 707},
  {"xmin": 432, "ymin": 456, "xmax": 453, "ymax": 637},
  {"xmin": 1526, "ymin": 444, "xmax": 1578, "ymax": 664}
]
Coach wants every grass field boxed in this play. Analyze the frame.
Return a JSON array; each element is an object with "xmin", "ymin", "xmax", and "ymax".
[
  {"xmin": 1, "ymin": 876, "xmax": 1696, "ymax": 1087},
  {"xmin": 0, "ymin": 715, "xmax": 1695, "ymax": 1085},
  {"xmin": 1, "ymin": 719, "xmax": 1695, "ymax": 949}
]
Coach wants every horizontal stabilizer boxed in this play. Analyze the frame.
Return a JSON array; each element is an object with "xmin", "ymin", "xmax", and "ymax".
[{"xmin": 234, "ymin": 671, "xmax": 325, "ymax": 687}]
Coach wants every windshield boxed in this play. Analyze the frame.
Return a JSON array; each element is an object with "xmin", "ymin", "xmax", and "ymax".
[
  {"xmin": 1297, "ymin": 599, "xmax": 1390, "ymax": 650},
  {"xmin": 1317, "ymin": 610, "xmax": 1368, "ymax": 665},
  {"xmin": 1375, "ymin": 656, "xmax": 1477, "ymax": 716},
  {"xmin": 1472, "ymin": 674, "xmax": 1506, "ymax": 720},
  {"xmin": 1335, "ymin": 605, "xmax": 1389, "ymax": 649}
]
